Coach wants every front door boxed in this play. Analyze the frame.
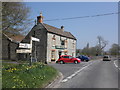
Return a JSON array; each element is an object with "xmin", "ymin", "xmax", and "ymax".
[{"xmin": 59, "ymin": 51, "xmax": 62, "ymax": 58}]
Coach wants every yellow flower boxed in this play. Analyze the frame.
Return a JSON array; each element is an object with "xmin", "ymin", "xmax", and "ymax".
[{"xmin": 12, "ymin": 86, "xmax": 16, "ymax": 88}]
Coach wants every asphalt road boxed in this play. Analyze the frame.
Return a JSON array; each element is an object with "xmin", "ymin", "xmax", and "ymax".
[{"xmin": 49, "ymin": 59, "xmax": 118, "ymax": 88}]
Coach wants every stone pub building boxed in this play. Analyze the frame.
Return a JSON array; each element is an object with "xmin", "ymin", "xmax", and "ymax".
[{"xmin": 2, "ymin": 13, "xmax": 77, "ymax": 63}]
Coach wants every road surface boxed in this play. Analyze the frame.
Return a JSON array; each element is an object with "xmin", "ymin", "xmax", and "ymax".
[{"xmin": 49, "ymin": 59, "xmax": 118, "ymax": 88}]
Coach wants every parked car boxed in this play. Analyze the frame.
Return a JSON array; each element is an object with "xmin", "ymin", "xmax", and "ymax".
[
  {"xmin": 76, "ymin": 55, "xmax": 90, "ymax": 62},
  {"xmin": 56, "ymin": 55, "xmax": 81, "ymax": 64},
  {"xmin": 103, "ymin": 55, "xmax": 111, "ymax": 61}
]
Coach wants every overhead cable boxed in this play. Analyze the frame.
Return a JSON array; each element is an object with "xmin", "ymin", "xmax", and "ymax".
[{"xmin": 44, "ymin": 12, "xmax": 119, "ymax": 22}]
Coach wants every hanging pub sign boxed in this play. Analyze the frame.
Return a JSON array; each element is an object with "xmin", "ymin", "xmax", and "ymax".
[
  {"xmin": 31, "ymin": 37, "xmax": 40, "ymax": 42},
  {"xmin": 16, "ymin": 49, "xmax": 31, "ymax": 53}
]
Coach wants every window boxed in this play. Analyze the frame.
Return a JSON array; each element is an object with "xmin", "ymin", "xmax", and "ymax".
[
  {"xmin": 52, "ymin": 35, "xmax": 56, "ymax": 40},
  {"xmin": 61, "ymin": 40, "xmax": 65, "ymax": 45},
  {"xmin": 65, "ymin": 39, "xmax": 68, "ymax": 48},
  {"xmin": 51, "ymin": 50, "xmax": 56, "ymax": 61},
  {"xmin": 72, "ymin": 53, "xmax": 74, "ymax": 56},
  {"xmin": 69, "ymin": 56, "xmax": 73, "ymax": 59},
  {"xmin": 33, "ymin": 31, "xmax": 36, "ymax": 37},
  {"xmin": 52, "ymin": 35, "xmax": 56, "ymax": 46},
  {"xmin": 73, "ymin": 40, "xmax": 75, "ymax": 49},
  {"xmin": 63, "ymin": 56, "xmax": 69, "ymax": 58},
  {"xmin": 64, "ymin": 52, "xmax": 67, "ymax": 55}
]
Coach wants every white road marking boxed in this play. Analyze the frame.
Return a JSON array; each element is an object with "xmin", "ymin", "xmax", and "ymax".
[
  {"xmin": 114, "ymin": 60, "xmax": 118, "ymax": 68},
  {"xmin": 61, "ymin": 79, "xmax": 68, "ymax": 82},
  {"xmin": 114, "ymin": 60, "xmax": 120, "ymax": 70},
  {"xmin": 61, "ymin": 61, "xmax": 96, "ymax": 83}
]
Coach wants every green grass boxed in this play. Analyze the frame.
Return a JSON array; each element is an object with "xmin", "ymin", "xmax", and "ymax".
[{"xmin": 2, "ymin": 62, "xmax": 58, "ymax": 88}]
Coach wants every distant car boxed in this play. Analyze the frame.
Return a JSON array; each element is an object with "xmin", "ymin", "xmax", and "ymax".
[
  {"xmin": 103, "ymin": 55, "xmax": 111, "ymax": 61},
  {"xmin": 76, "ymin": 55, "xmax": 90, "ymax": 62},
  {"xmin": 56, "ymin": 55, "xmax": 81, "ymax": 64}
]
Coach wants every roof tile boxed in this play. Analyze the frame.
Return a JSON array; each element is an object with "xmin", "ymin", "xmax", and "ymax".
[{"xmin": 43, "ymin": 23, "xmax": 76, "ymax": 40}]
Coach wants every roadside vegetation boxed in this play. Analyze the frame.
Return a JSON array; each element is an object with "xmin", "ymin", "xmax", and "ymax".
[
  {"xmin": 2, "ymin": 62, "xmax": 58, "ymax": 88},
  {"xmin": 76, "ymin": 36, "xmax": 120, "ymax": 57}
]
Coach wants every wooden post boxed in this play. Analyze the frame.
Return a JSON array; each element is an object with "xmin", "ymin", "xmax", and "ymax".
[{"xmin": 30, "ymin": 37, "xmax": 32, "ymax": 65}]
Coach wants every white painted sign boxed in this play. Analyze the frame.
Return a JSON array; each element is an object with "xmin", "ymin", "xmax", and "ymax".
[
  {"xmin": 19, "ymin": 43, "xmax": 32, "ymax": 48},
  {"xmin": 16, "ymin": 49, "xmax": 31, "ymax": 53},
  {"xmin": 31, "ymin": 37, "xmax": 40, "ymax": 42}
]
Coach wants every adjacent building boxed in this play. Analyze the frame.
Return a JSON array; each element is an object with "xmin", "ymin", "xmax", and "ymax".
[{"xmin": 2, "ymin": 33, "xmax": 24, "ymax": 60}]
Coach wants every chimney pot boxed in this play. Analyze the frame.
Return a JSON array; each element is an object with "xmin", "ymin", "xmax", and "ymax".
[
  {"xmin": 37, "ymin": 12, "xmax": 44, "ymax": 23},
  {"xmin": 61, "ymin": 26, "xmax": 64, "ymax": 31}
]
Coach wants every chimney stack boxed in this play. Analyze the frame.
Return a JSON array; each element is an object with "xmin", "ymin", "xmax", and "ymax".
[
  {"xmin": 37, "ymin": 12, "xmax": 44, "ymax": 24},
  {"xmin": 61, "ymin": 26, "xmax": 64, "ymax": 32}
]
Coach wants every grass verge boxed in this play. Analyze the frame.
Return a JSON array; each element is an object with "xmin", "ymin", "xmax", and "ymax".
[{"xmin": 2, "ymin": 62, "xmax": 58, "ymax": 88}]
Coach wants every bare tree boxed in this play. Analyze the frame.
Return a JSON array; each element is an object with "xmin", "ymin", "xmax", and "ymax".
[
  {"xmin": 96, "ymin": 36, "xmax": 108, "ymax": 55},
  {"xmin": 2, "ymin": 2, "xmax": 32, "ymax": 35}
]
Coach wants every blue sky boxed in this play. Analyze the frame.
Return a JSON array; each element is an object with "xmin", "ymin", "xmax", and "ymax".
[{"xmin": 25, "ymin": 2, "xmax": 118, "ymax": 51}]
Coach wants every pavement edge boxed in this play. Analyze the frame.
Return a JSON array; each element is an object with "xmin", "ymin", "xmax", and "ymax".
[{"xmin": 45, "ymin": 71, "xmax": 63, "ymax": 88}]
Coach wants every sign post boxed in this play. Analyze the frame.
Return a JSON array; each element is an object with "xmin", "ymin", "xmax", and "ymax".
[
  {"xmin": 19, "ymin": 43, "xmax": 32, "ymax": 48},
  {"xmin": 16, "ymin": 49, "xmax": 31, "ymax": 53},
  {"xmin": 30, "ymin": 37, "xmax": 40, "ymax": 65},
  {"xmin": 30, "ymin": 37, "xmax": 33, "ymax": 66},
  {"xmin": 16, "ymin": 36, "xmax": 40, "ymax": 66},
  {"xmin": 31, "ymin": 37, "xmax": 40, "ymax": 42}
]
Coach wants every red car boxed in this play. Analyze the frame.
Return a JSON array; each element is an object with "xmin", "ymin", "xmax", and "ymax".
[{"xmin": 56, "ymin": 55, "xmax": 81, "ymax": 64}]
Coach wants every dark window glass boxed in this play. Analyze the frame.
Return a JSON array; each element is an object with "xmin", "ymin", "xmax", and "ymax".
[
  {"xmin": 69, "ymin": 56, "xmax": 73, "ymax": 59},
  {"xmin": 61, "ymin": 40, "xmax": 65, "ymax": 45},
  {"xmin": 103, "ymin": 56, "xmax": 108, "ymax": 58},
  {"xmin": 63, "ymin": 56, "xmax": 69, "ymax": 58}
]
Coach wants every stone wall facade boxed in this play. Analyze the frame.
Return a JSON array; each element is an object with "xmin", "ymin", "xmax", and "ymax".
[
  {"xmin": 47, "ymin": 32, "xmax": 76, "ymax": 62},
  {"xmin": 18, "ymin": 24, "xmax": 47, "ymax": 63},
  {"xmin": 2, "ymin": 34, "xmax": 18, "ymax": 60}
]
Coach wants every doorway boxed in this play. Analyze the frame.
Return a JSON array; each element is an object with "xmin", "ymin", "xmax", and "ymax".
[{"xmin": 59, "ymin": 51, "xmax": 62, "ymax": 58}]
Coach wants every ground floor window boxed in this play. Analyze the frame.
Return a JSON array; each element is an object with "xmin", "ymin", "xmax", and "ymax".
[
  {"xmin": 58, "ymin": 51, "xmax": 62, "ymax": 58},
  {"xmin": 72, "ymin": 52, "xmax": 74, "ymax": 57},
  {"xmin": 51, "ymin": 50, "xmax": 56, "ymax": 61}
]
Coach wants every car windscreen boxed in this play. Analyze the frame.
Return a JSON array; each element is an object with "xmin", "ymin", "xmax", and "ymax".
[{"xmin": 103, "ymin": 56, "xmax": 108, "ymax": 58}]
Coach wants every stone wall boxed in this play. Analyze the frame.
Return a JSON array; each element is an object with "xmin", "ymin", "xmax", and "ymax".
[
  {"xmin": 47, "ymin": 33, "xmax": 77, "ymax": 62},
  {"xmin": 2, "ymin": 34, "xmax": 18, "ymax": 60},
  {"xmin": 19, "ymin": 24, "xmax": 47, "ymax": 63}
]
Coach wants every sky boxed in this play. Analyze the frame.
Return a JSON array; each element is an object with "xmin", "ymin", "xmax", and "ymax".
[{"xmin": 24, "ymin": 2, "xmax": 118, "ymax": 51}]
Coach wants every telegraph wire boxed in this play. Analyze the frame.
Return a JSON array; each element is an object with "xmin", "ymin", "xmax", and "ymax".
[{"xmin": 44, "ymin": 12, "xmax": 119, "ymax": 22}]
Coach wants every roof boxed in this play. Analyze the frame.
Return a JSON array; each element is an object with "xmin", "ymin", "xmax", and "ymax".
[
  {"xmin": 42, "ymin": 23, "xmax": 76, "ymax": 40},
  {"xmin": 2, "ymin": 23, "xmax": 76, "ymax": 43},
  {"xmin": 3, "ymin": 32, "xmax": 25, "ymax": 43}
]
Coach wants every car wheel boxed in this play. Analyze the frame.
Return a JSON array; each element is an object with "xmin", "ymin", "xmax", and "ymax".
[
  {"xmin": 60, "ymin": 61, "xmax": 64, "ymax": 64},
  {"xmin": 74, "ymin": 60, "xmax": 78, "ymax": 64},
  {"xmin": 86, "ymin": 60, "xmax": 88, "ymax": 62}
]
